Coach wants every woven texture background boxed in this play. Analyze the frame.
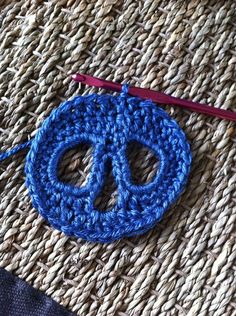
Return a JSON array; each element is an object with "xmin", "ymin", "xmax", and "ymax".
[{"xmin": 0, "ymin": 0, "xmax": 236, "ymax": 315}]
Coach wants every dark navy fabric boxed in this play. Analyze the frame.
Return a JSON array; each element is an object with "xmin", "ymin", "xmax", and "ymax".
[{"xmin": 0, "ymin": 268, "xmax": 75, "ymax": 316}]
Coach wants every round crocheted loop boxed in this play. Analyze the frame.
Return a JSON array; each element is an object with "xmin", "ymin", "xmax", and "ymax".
[{"xmin": 25, "ymin": 91, "xmax": 192, "ymax": 243}]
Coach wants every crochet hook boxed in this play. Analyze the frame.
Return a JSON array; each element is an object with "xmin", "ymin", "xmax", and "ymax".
[{"xmin": 72, "ymin": 73, "xmax": 236, "ymax": 122}]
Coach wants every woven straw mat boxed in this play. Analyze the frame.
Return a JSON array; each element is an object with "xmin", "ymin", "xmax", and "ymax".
[{"xmin": 0, "ymin": 1, "xmax": 236, "ymax": 315}]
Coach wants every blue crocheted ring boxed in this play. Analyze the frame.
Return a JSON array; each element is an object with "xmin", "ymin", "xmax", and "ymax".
[{"xmin": 25, "ymin": 86, "xmax": 192, "ymax": 243}]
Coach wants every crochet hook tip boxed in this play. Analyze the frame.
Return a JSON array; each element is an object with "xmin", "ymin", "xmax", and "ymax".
[
  {"xmin": 72, "ymin": 73, "xmax": 85, "ymax": 82},
  {"xmin": 72, "ymin": 73, "xmax": 120, "ymax": 91}
]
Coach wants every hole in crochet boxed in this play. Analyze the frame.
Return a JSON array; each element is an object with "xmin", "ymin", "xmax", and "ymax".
[
  {"xmin": 58, "ymin": 143, "xmax": 93, "ymax": 187},
  {"xmin": 94, "ymin": 160, "xmax": 118, "ymax": 212},
  {"xmin": 126, "ymin": 141, "xmax": 159, "ymax": 185}
]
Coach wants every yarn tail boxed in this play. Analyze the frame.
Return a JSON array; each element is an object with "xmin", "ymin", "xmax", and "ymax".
[{"xmin": 0, "ymin": 140, "xmax": 32, "ymax": 162}]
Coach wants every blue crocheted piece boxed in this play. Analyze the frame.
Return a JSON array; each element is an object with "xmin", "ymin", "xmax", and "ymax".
[
  {"xmin": 22, "ymin": 86, "xmax": 191, "ymax": 242},
  {"xmin": 0, "ymin": 86, "xmax": 191, "ymax": 242}
]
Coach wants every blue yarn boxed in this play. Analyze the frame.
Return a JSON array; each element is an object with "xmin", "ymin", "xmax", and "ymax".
[
  {"xmin": 0, "ymin": 140, "xmax": 32, "ymax": 161},
  {"xmin": 1, "ymin": 85, "xmax": 191, "ymax": 243}
]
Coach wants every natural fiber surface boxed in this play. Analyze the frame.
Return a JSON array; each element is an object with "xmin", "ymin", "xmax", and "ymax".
[{"xmin": 0, "ymin": 0, "xmax": 236, "ymax": 315}]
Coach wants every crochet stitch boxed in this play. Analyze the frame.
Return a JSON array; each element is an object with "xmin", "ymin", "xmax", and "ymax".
[{"xmin": 1, "ymin": 86, "xmax": 192, "ymax": 243}]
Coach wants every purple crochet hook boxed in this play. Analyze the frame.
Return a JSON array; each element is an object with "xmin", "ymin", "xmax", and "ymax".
[{"xmin": 72, "ymin": 73, "xmax": 236, "ymax": 122}]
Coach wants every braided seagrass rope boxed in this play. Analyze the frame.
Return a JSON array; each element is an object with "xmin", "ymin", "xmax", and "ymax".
[{"xmin": 0, "ymin": 1, "xmax": 236, "ymax": 315}]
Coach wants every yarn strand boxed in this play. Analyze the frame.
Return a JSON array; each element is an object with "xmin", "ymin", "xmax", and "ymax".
[{"xmin": 0, "ymin": 140, "xmax": 32, "ymax": 162}]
